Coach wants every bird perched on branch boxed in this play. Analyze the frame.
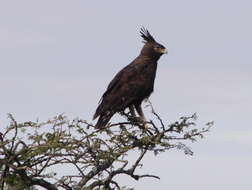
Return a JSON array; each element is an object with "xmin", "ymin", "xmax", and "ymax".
[{"xmin": 93, "ymin": 27, "xmax": 167, "ymax": 128}]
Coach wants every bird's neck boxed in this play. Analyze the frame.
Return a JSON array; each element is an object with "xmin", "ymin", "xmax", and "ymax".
[{"xmin": 139, "ymin": 54, "xmax": 161, "ymax": 62}]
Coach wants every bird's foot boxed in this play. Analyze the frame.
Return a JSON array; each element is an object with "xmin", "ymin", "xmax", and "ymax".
[
  {"xmin": 130, "ymin": 116, "xmax": 142, "ymax": 123},
  {"xmin": 143, "ymin": 122, "xmax": 149, "ymax": 129},
  {"xmin": 132, "ymin": 117, "xmax": 149, "ymax": 128}
]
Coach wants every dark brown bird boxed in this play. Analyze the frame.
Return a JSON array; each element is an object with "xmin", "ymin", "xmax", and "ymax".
[{"xmin": 93, "ymin": 28, "xmax": 167, "ymax": 128}]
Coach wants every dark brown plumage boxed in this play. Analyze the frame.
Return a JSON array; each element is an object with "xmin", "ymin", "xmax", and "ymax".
[{"xmin": 93, "ymin": 27, "xmax": 167, "ymax": 128}]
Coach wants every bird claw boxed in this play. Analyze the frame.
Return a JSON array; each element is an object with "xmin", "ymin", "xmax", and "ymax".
[
  {"xmin": 143, "ymin": 122, "xmax": 149, "ymax": 129},
  {"xmin": 131, "ymin": 116, "xmax": 149, "ymax": 128},
  {"xmin": 129, "ymin": 116, "xmax": 142, "ymax": 123}
]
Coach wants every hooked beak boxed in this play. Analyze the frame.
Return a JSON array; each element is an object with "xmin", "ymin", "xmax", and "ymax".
[{"xmin": 160, "ymin": 48, "xmax": 168, "ymax": 54}]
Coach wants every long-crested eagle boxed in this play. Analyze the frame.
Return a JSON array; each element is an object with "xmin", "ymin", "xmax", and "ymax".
[{"xmin": 93, "ymin": 28, "xmax": 167, "ymax": 128}]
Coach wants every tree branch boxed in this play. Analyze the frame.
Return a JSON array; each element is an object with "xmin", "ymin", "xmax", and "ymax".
[{"xmin": 0, "ymin": 112, "xmax": 212, "ymax": 190}]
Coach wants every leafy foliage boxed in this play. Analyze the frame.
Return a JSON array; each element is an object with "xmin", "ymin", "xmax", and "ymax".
[{"xmin": 0, "ymin": 108, "xmax": 213, "ymax": 190}]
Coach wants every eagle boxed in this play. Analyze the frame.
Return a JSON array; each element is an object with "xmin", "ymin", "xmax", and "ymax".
[{"xmin": 93, "ymin": 28, "xmax": 167, "ymax": 128}]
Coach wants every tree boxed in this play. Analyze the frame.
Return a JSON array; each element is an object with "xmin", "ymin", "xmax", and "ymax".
[{"xmin": 0, "ymin": 104, "xmax": 213, "ymax": 190}]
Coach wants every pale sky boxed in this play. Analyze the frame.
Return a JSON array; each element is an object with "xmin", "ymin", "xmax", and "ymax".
[{"xmin": 1, "ymin": 1, "xmax": 252, "ymax": 189}]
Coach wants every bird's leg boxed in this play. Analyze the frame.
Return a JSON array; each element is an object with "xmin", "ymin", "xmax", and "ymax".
[
  {"xmin": 129, "ymin": 105, "xmax": 137, "ymax": 117},
  {"xmin": 129, "ymin": 105, "xmax": 141, "ymax": 123},
  {"xmin": 135, "ymin": 105, "xmax": 148, "ymax": 129}
]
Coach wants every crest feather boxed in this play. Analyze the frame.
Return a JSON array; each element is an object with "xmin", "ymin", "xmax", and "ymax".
[{"xmin": 140, "ymin": 27, "xmax": 156, "ymax": 43}]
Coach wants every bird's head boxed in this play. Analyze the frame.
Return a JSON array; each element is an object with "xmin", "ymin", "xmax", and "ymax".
[{"xmin": 140, "ymin": 27, "xmax": 167, "ymax": 58}]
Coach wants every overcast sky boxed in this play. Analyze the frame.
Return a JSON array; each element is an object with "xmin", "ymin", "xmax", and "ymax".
[{"xmin": 1, "ymin": 0, "xmax": 252, "ymax": 189}]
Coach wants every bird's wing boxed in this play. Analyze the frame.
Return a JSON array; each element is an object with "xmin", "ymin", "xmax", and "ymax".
[
  {"xmin": 93, "ymin": 61, "xmax": 144, "ymax": 119},
  {"xmin": 102, "ymin": 63, "xmax": 136, "ymax": 99}
]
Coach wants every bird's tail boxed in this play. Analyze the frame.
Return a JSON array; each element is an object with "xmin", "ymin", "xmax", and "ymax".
[{"xmin": 95, "ymin": 114, "xmax": 113, "ymax": 129}]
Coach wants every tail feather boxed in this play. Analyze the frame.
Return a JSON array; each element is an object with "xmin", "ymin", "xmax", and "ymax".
[
  {"xmin": 95, "ymin": 114, "xmax": 113, "ymax": 128},
  {"xmin": 93, "ymin": 105, "xmax": 102, "ymax": 120},
  {"xmin": 93, "ymin": 111, "xmax": 99, "ymax": 120}
]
